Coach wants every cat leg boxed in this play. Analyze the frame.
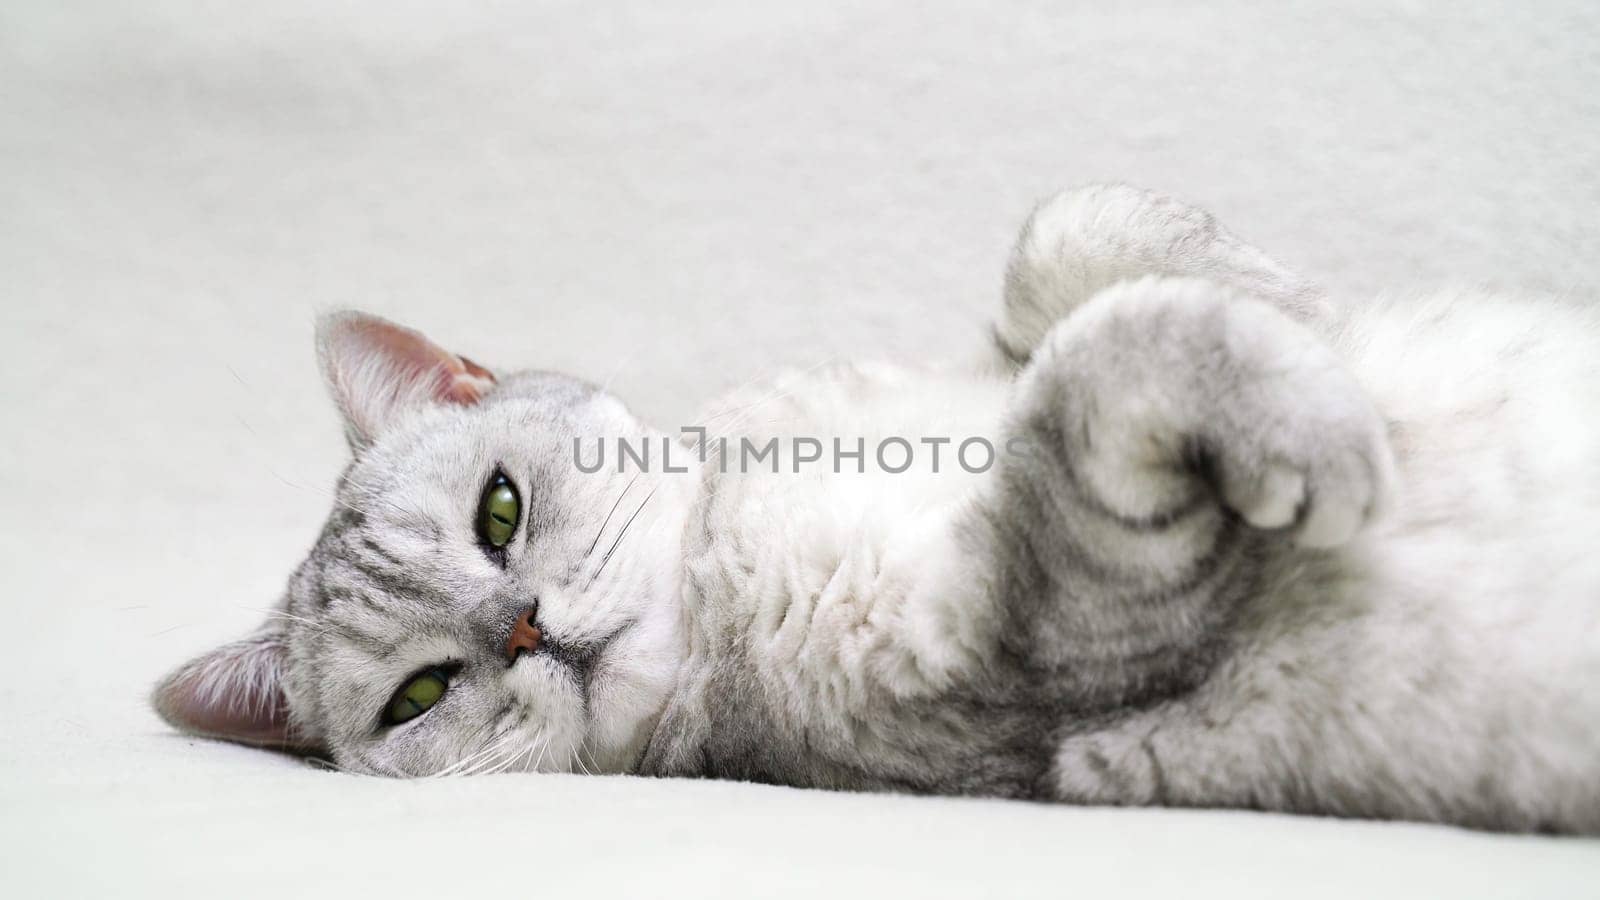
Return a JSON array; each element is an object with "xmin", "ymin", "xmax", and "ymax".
[
  {"xmin": 995, "ymin": 184, "xmax": 1328, "ymax": 367},
  {"xmin": 971, "ymin": 275, "xmax": 1392, "ymax": 712}
]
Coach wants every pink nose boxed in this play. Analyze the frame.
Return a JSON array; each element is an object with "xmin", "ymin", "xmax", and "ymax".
[{"xmin": 505, "ymin": 607, "xmax": 542, "ymax": 663}]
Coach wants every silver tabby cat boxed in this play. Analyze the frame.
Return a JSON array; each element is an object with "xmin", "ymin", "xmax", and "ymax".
[{"xmin": 154, "ymin": 185, "xmax": 1600, "ymax": 833}]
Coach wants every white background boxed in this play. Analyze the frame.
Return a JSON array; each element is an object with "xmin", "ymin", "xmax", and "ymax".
[{"xmin": 3, "ymin": 1, "xmax": 1598, "ymax": 895}]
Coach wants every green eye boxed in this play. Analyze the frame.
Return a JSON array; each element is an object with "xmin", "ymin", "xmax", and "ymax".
[
  {"xmin": 478, "ymin": 473, "xmax": 520, "ymax": 549},
  {"xmin": 385, "ymin": 669, "xmax": 449, "ymax": 725}
]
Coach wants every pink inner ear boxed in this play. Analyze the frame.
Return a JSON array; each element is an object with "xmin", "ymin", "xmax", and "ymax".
[
  {"xmin": 453, "ymin": 355, "xmax": 496, "ymax": 403},
  {"xmin": 152, "ymin": 638, "xmax": 313, "ymax": 752},
  {"xmin": 320, "ymin": 312, "xmax": 500, "ymax": 445},
  {"xmin": 347, "ymin": 318, "xmax": 497, "ymax": 407}
]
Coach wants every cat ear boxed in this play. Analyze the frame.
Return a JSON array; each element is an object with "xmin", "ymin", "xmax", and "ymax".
[
  {"xmin": 150, "ymin": 634, "xmax": 317, "ymax": 753},
  {"xmin": 316, "ymin": 311, "xmax": 498, "ymax": 447}
]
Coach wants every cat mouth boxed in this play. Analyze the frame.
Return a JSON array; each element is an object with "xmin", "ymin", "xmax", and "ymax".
[
  {"xmin": 528, "ymin": 621, "xmax": 631, "ymax": 687},
  {"xmin": 536, "ymin": 636, "xmax": 604, "ymax": 676}
]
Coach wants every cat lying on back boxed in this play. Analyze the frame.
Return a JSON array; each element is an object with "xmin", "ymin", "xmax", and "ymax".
[{"xmin": 153, "ymin": 184, "xmax": 1600, "ymax": 833}]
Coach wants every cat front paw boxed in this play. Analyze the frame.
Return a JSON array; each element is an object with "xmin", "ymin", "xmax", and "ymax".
[
  {"xmin": 1216, "ymin": 436, "xmax": 1393, "ymax": 548},
  {"xmin": 1037, "ymin": 276, "xmax": 1393, "ymax": 548},
  {"xmin": 1202, "ymin": 312, "xmax": 1396, "ymax": 548}
]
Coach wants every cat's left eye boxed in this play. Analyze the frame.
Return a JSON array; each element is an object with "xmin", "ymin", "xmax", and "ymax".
[
  {"xmin": 477, "ymin": 471, "xmax": 521, "ymax": 550},
  {"xmin": 383, "ymin": 668, "xmax": 450, "ymax": 726}
]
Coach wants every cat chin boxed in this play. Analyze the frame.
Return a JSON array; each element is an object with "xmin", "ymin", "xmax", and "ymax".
[{"xmin": 575, "ymin": 614, "xmax": 685, "ymax": 773}]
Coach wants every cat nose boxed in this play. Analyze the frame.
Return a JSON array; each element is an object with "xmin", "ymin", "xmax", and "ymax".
[{"xmin": 505, "ymin": 606, "xmax": 542, "ymax": 664}]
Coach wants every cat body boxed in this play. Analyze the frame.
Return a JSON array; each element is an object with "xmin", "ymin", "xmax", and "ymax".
[
  {"xmin": 154, "ymin": 185, "xmax": 1600, "ymax": 833},
  {"xmin": 647, "ymin": 291, "xmax": 1600, "ymax": 833}
]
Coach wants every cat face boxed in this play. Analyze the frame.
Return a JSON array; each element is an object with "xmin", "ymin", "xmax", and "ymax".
[{"xmin": 153, "ymin": 313, "xmax": 689, "ymax": 776}]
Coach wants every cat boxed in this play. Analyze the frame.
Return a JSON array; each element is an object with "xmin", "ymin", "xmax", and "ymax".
[{"xmin": 153, "ymin": 184, "xmax": 1600, "ymax": 833}]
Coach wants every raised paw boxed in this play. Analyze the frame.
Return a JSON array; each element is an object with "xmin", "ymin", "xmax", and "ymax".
[
  {"xmin": 997, "ymin": 184, "xmax": 1327, "ymax": 366},
  {"xmin": 1214, "ymin": 428, "xmax": 1394, "ymax": 549},
  {"xmin": 1036, "ymin": 276, "xmax": 1394, "ymax": 550},
  {"xmin": 1195, "ymin": 307, "xmax": 1395, "ymax": 548}
]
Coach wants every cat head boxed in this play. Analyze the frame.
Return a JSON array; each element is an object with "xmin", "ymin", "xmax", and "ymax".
[{"xmin": 152, "ymin": 312, "xmax": 690, "ymax": 775}]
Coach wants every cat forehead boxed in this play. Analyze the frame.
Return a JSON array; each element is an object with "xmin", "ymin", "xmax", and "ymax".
[{"xmin": 333, "ymin": 372, "xmax": 635, "ymax": 497}]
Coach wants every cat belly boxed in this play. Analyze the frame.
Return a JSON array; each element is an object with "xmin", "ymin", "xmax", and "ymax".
[{"xmin": 663, "ymin": 363, "xmax": 1024, "ymax": 787}]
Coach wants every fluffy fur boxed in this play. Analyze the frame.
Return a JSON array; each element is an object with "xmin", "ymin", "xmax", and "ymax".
[{"xmin": 153, "ymin": 184, "xmax": 1600, "ymax": 833}]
